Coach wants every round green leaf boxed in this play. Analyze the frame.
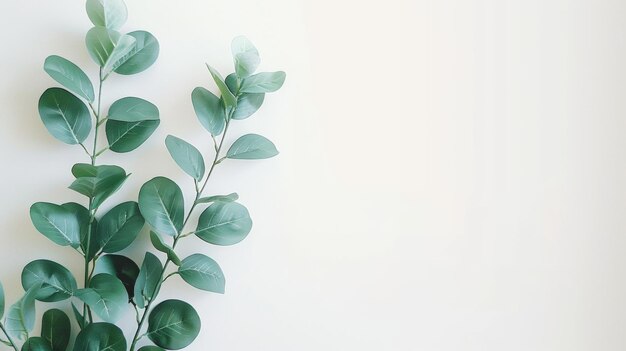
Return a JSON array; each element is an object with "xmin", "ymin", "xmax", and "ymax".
[
  {"xmin": 134, "ymin": 252, "xmax": 162, "ymax": 309},
  {"xmin": 41, "ymin": 309, "xmax": 70, "ymax": 351},
  {"xmin": 195, "ymin": 202, "xmax": 252, "ymax": 246},
  {"xmin": 106, "ymin": 119, "xmax": 160, "ymax": 153},
  {"xmin": 147, "ymin": 300, "xmax": 201, "ymax": 350},
  {"xmin": 231, "ymin": 36, "xmax": 260, "ymax": 79},
  {"xmin": 61, "ymin": 202, "xmax": 99, "ymax": 260},
  {"xmin": 97, "ymin": 201, "xmax": 145, "ymax": 253},
  {"xmin": 30, "ymin": 202, "xmax": 81, "ymax": 248},
  {"xmin": 232, "ymin": 93, "xmax": 264, "ymax": 120},
  {"xmin": 38, "ymin": 88, "xmax": 91, "ymax": 145},
  {"xmin": 192, "ymin": 87, "xmax": 225, "ymax": 136},
  {"xmin": 44, "ymin": 55, "xmax": 94, "ymax": 102},
  {"xmin": 115, "ymin": 31, "xmax": 160, "ymax": 75},
  {"xmin": 240, "ymin": 71, "xmax": 286, "ymax": 93},
  {"xmin": 73, "ymin": 322, "xmax": 126, "ymax": 351},
  {"xmin": 102, "ymin": 34, "xmax": 136, "ymax": 76},
  {"xmin": 21, "ymin": 337, "xmax": 51, "ymax": 351},
  {"xmin": 226, "ymin": 133, "xmax": 279, "ymax": 160},
  {"xmin": 165, "ymin": 135, "xmax": 205, "ymax": 180},
  {"xmin": 96, "ymin": 254, "xmax": 139, "ymax": 300},
  {"xmin": 225, "ymin": 73, "xmax": 240, "ymax": 95},
  {"xmin": 108, "ymin": 97, "xmax": 160, "ymax": 122},
  {"xmin": 138, "ymin": 177, "xmax": 184, "ymax": 237},
  {"xmin": 68, "ymin": 164, "xmax": 128, "ymax": 210},
  {"xmin": 179, "ymin": 254, "xmax": 225, "ymax": 293},
  {"xmin": 5, "ymin": 285, "xmax": 39, "ymax": 341},
  {"xmin": 86, "ymin": 0, "xmax": 128, "ymax": 30},
  {"xmin": 85, "ymin": 27, "xmax": 121, "ymax": 67},
  {"xmin": 21, "ymin": 260, "xmax": 77, "ymax": 302},
  {"xmin": 75, "ymin": 274, "xmax": 128, "ymax": 323}
]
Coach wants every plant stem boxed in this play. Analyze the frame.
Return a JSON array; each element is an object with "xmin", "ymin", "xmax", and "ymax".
[
  {"xmin": 0, "ymin": 323, "xmax": 18, "ymax": 351},
  {"xmin": 128, "ymin": 116, "xmax": 233, "ymax": 351}
]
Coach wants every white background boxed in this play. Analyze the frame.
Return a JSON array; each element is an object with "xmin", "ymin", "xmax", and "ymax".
[{"xmin": 1, "ymin": 0, "xmax": 626, "ymax": 350}]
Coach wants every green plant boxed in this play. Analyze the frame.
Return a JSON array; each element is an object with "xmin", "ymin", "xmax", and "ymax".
[{"xmin": 0, "ymin": 1, "xmax": 285, "ymax": 351}]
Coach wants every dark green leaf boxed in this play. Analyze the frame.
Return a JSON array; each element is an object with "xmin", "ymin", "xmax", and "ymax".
[
  {"xmin": 5, "ymin": 285, "xmax": 39, "ymax": 340},
  {"xmin": 71, "ymin": 303, "xmax": 85, "ymax": 330},
  {"xmin": 191, "ymin": 87, "xmax": 225, "ymax": 136},
  {"xmin": 69, "ymin": 164, "xmax": 128, "ymax": 210},
  {"xmin": 30, "ymin": 202, "xmax": 81, "ymax": 248},
  {"xmin": 138, "ymin": 177, "xmax": 184, "ymax": 237},
  {"xmin": 147, "ymin": 300, "xmax": 201, "ymax": 350},
  {"xmin": 85, "ymin": 0, "xmax": 128, "ymax": 30},
  {"xmin": 38, "ymin": 88, "xmax": 91, "ymax": 145},
  {"xmin": 149, "ymin": 231, "xmax": 181, "ymax": 266},
  {"xmin": 108, "ymin": 97, "xmax": 159, "ymax": 122},
  {"xmin": 226, "ymin": 133, "xmax": 279, "ymax": 160},
  {"xmin": 97, "ymin": 201, "xmax": 145, "ymax": 253},
  {"xmin": 115, "ymin": 31, "xmax": 160, "ymax": 75},
  {"xmin": 196, "ymin": 193, "xmax": 239, "ymax": 204},
  {"xmin": 134, "ymin": 252, "xmax": 162, "ymax": 309},
  {"xmin": 61, "ymin": 202, "xmax": 98, "ymax": 261},
  {"xmin": 205, "ymin": 64, "xmax": 237, "ymax": 110},
  {"xmin": 138, "ymin": 347, "xmax": 164, "ymax": 351},
  {"xmin": 21, "ymin": 337, "xmax": 51, "ymax": 351},
  {"xmin": 41, "ymin": 309, "xmax": 70, "ymax": 351},
  {"xmin": 106, "ymin": 119, "xmax": 160, "ymax": 153},
  {"xmin": 44, "ymin": 55, "xmax": 94, "ymax": 102},
  {"xmin": 96, "ymin": 254, "xmax": 140, "ymax": 300},
  {"xmin": 232, "ymin": 93, "xmax": 264, "ymax": 120},
  {"xmin": 21, "ymin": 260, "xmax": 77, "ymax": 302},
  {"xmin": 179, "ymin": 254, "xmax": 225, "ymax": 293},
  {"xmin": 195, "ymin": 202, "xmax": 252, "ymax": 246},
  {"xmin": 240, "ymin": 71, "xmax": 286, "ymax": 93},
  {"xmin": 73, "ymin": 323, "xmax": 126, "ymax": 351},
  {"xmin": 165, "ymin": 135, "xmax": 205, "ymax": 180},
  {"xmin": 75, "ymin": 274, "xmax": 127, "ymax": 323},
  {"xmin": 231, "ymin": 36, "xmax": 260, "ymax": 79}
]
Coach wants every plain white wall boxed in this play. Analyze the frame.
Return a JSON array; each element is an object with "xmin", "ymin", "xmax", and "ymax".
[{"xmin": 1, "ymin": 0, "xmax": 626, "ymax": 350}]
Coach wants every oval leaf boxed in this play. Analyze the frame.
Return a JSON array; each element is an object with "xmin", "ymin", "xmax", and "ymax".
[
  {"xmin": 232, "ymin": 36, "xmax": 260, "ymax": 79},
  {"xmin": 196, "ymin": 192, "xmax": 239, "ymax": 204},
  {"xmin": 138, "ymin": 347, "xmax": 165, "ymax": 351},
  {"xmin": 115, "ymin": 31, "xmax": 160, "ymax": 75},
  {"xmin": 232, "ymin": 93, "xmax": 264, "ymax": 120},
  {"xmin": 147, "ymin": 300, "xmax": 201, "ymax": 350},
  {"xmin": 44, "ymin": 56, "xmax": 94, "ymax": 102},
  {"xmin": 21, "ymin": 337, "xmax": 51, "ymax": 351},
  {"xmin": 30, "ymin": 202, "xmax": 81, "ymax": 248},
  {"xmin": 96, "ymin": 254, "xmax": 140, "ymax": 300},
  {"xmin": 73, "ymin": 322, "xmax": 126, "ymax": 351},
  {"xmin": 192, "ymin": 87, "xmax": 225, "ymax": 136},
  {"xmin": 134, "ymin": 252, "xmax": 162, "ymax": 309},
  {"xmin": 240, "ymin": 71, "xmax": 286, "ymax": 93},
  {"xmin": 75, "ymin": 274, "xmax": 128, "ymax": 323},
  {"xmin": 41, "ymin": 309, "xmax": 70, "ymax": 351},
  {"xmin": 226, "ymin": 133, "xmax": 279, "ymax": 160},
  {"xmin": 138, "ymin": 177, "xmax": 184, "ymax": 237},
  {"xmin": 5, "ymin": 286, "xmax": 39, "ymax": 340},
  {"xmin": 61, "ymin": 202, "xmax": 98, "ymax": 260},
  {"xmin": 165, "ymin": 135, "xmax": 205, "ymax": 180},
  {"xmin": 21, "ymin": 260, "xmax": 77, "ymax": 302},
  {"xmin": 205, "ymin": 64, "xmax": 237, "ymax": 110},
  {"xmin": 179, "ymin": 254, "xmax": 225, "ymax": 293},
  {"xmin": 38, "ymin": 88, "xmax": 91, "ymax": 145},
  {"xmin": 149, "ymin": 231, "xmax": 181, "ymax": 266},
  {"xmin": 86, "ymin": 0, "xmax": 128, "ymax": 30},
  {"xmin": 69, "ymin": 164, "xmax": 128, "ymax": 210},
  {"xmin": 85, "ymin": 27, "xmax": 121, "ymax": 67},
  {"xmin": 108, "ymin": 97, "xmax": 159, "ymax": 122},
  {"xmin": 106, "ymin": 119, "xmax": 160, "ymax": 153},
  {"xmin": 97, "ymin": 201, "xmax": 145, "ymax": 253},
  {"xmin": 195, "ymin": 202, "xmax": 252, "ymax": 246},
  {"xmin": 102, "ymin": 34, "xmax": 136, "ymax": 76}
]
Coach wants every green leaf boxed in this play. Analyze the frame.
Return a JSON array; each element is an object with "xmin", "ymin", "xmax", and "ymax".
[
  {"xmin": 106, "ymin": 119, "xmax": 160, "ymax": 153},
  {"xmin": 44, "ymin": 55, "xmax": 94, "ymax": 102},
  {"xmin": 149, "ymin": 231, "xmax": 181, "ymax": 266},
  {"xmin": 225, "ymin": 73, "xmax": 240, "ymax": 95},
  {"xmin": 73, "ymin": 322, "xmax": 126, "ymax": 351},
  {"xmin": 30, "ymin": 202, "xmax": 81, "ymax": 248},
  {"xmin": 75, "ymin": 274, "xmax": 128, "ymax": 323},
  {"xmin": 0, "ymin": 281, "xmax": 4, "ymax": 319},
  {"xmin": 232, "ymin": 93, "xmax": 264, "ymax": 120},
  {"xmin": 61, "ymin": 202, "xmax": 99, "ymax": 260},
  {"xmin": 195, "ymin": 202, "xmax": 252, "ymax": 246},
  {"xmin": 85, "ymin": 0, "xmax": 128, "ymax": 30},
  {"xmin": 21, "ymin": 260, "xmax": 77, "ymax": 302},
  {"xmin": 165, "ymin": 135, "xmax": 205, "ymax": 180},
  {"xmin": 38, "ymin": 88, "xmax": 91, "ymax": 145},
  {"xmin": 232, "ymin": 36, "xmax": 260, "ymax": 79},
  {"xmin": 205, "ymin": 64, "xmax": 237, "ymax": 110},
  {"xmin": 138, "ymin": 177, "xmax": 184, "ymax": 237},
  {"xmin": 178, "ymin": 254, "xmax": 225, "ymax": 293},
  {"xmin": 134, "ymin": 252, "xmax": 162, "ymax": 309},
  {"xmin": 115, "ymin": 31, "xmax": 160, "ymax": 75},
  {"xmin": 226, "ymin": 133, "xmax": 279, "ymax": 160},
  {"xmin": 138, "ymin": 347, "xmax": 164, "ymax": 351},
  {"xmin": 85, "ymin": 27, "xmax": 121, "ymax": 67},
  {"xmin": 5, "ymin": 285, "xmax": 39, "ymax": 341},
  {"xmin": 191, "ymin": 87, "xmax": 225, "ymax": 136},
  {"xmin": 108, "ymin": 97, "xmax": 160, "ymax": 122},
  {"xmin": 21, "ymin": 337, "xmax": 51, "ymax": 351},
  {"xmin": 41, "ymin": 309, "xmax": 70, "ymax": 351},
  {"xmin": 97, "ymin": 201, "xmax": 145, "ymax": 253},
  {"xmin": 240, "ymin": 71, "xmax": 286, "ymax": 93},
  {"xmin": 102, "ymin": 34, "xmax": 136, "ymax": 76},
  {"xmin": 96, "ymin": 254, "xmax": 140, "ymax": 300},
  {"xmin": 69, "ymin": 164, "xmax": 128, "ymax": 210},
  {"xmin": 71, "ymin": 303, "xmax": 85, "ymax": 330},
  {"xmin": 147, "ymin": 300, "xmax": 201, "ymax": 350},
  {"xmin": 196, "ymin": 192, "xmax": 239, "ymax": 204}
]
